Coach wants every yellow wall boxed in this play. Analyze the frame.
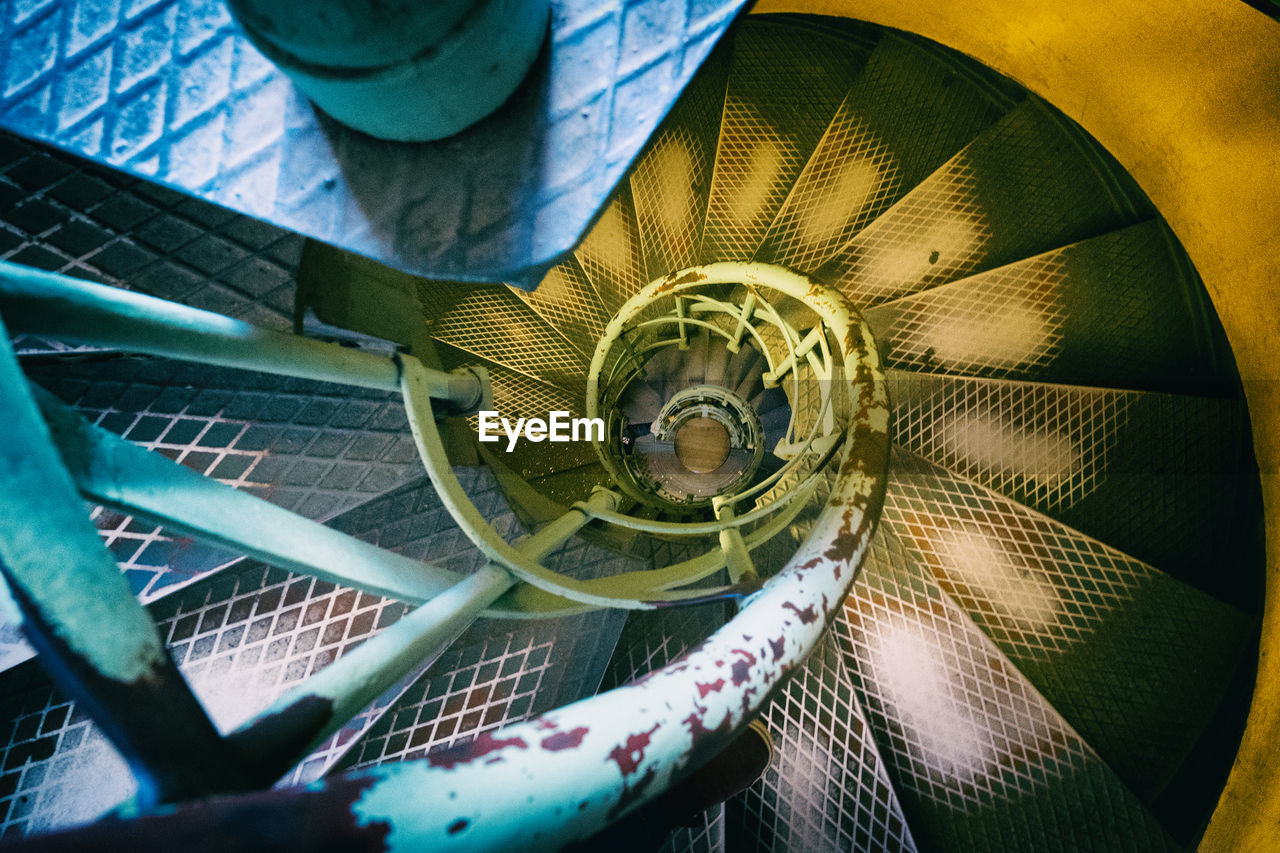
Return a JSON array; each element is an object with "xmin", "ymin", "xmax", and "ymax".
[{"xmin": 753, "ymin": 0, "xmax": 1280, "ymax": 848}]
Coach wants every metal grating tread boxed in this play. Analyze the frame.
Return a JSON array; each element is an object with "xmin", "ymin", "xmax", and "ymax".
[
  {"xmin": 834, "ymin": 526, "xmax": 1177, "ymax": 852},
  {"xmin": 820, "ymin": 98, "xmax": 1150, "ymax": 309},
  {"xmin": 757, "ymin": 32, "xmax": 1010, "ymax": 275},
  {"xmin": 416, "ymin": 278, "xmax": 592, "ymax": 392},
  {"xmin": 725, "ymin": 633, "xmax": 918, "ymax": 853},
  {"xmin": 335, "ymin": 531, "xmax": 638, "ymax": 773},
  {"xmin": 631, "ymin": 37, "xmax": 730, "ymax": 282},
  {"xmin": 887, "ymin": 370, "xmax": 1261, "ymax": 611},
  {"xmin": 513, "ymin": 255, "xmax": 613, "ymax": 357},
  {"xmin": 698, "ymin": 17, "xmax": 871, "ymax": 265},
  {"xmin": 864, "ymin": 220, "xmax": 1238, "ymax": 396},
  {"xmin": 573, "ymin": 179, "xmax": 648, "ymax": 316},
  {"xmin": 880, "ymin": 447, "xmax": 1254, "ymax": 801}
]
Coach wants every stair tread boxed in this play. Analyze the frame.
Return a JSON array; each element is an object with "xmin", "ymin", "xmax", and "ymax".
[
  {"xmin": 836, "ymin": 525, "xmax": 1178, "ymax": 852},
  {"xmin": 884, "ymin": 370, "xmax": 1261, "ymax": 610},
  {"xmin": 631, "ymin": 41, "xmax": 733, "ymax": 283},
  {"xmin": 818, "ymin": 98, "xmax": 1149, "ymax": 309},
  {"xmin": 880, "ymin": 447, "xmax": 1254, "ymax": 801},
  {"xmin": 755, "ymin": 32, "xmax": 1011, "ymax": 274},
  {"xmin": 863, "ymin": 221, "xmax": 1239, "ymax": 395},
  {"xmin": 699, "ymin": 17, "xmax": 873, "ymax": 265}
]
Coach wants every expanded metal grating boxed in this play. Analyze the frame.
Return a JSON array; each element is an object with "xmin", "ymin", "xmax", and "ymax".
[
  {"xmin": 824, "ymin": 100, "xmax": 1148, "ymax": 308},
  {"xmin": 415, "ymin": 281, "xmax": 591, "ymax": 392},
  {"xmin": 574, "ymin": 183, "xmax": 648, "ymax": 317},
  {"xmin": 698, "ymin": 19, "xmax": 869, "ymax": 265},
  {"xmin": 864, "ymin": 220, "xmax": 1237, "ymax": 396},
  {"xmin": 337, "ymin": 534, "xmax": 638, "ymax": 772},
  {"xmin": 631, "ymin": 44, "xmax": 729, "ymax": 282},
  {"xmin": 888, "ymin": 371, "xmax": 1133, "ymax": 514},
  {"xmin": 513, "ymin": 256, "xmax": 613, "ymax": 357},
  {"xmin": 725, "ymin": 634, "xmax": 917, "ymax": 853},
  {"xmin": 757, "ymin": 34, "xmax": 1007, "ymax": 276},
  {"xmin": 880, "ymin": 449, "xmax": 1252, "ymax": 801},
  {"xmin": 887, "ymin": 371, "xmax": 1260, "ymax": 609},
  {"xmin": 833, "ymin": 527, "xmax": 1177, "ymax": 852}
]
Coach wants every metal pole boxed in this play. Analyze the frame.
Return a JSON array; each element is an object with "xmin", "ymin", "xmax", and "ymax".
[
  {"xmin": 36, "ymin": 389, "xmax": 463, "ymax": 604},
  {"xmin": 0, "ymin": 319, "xmax": 242, "ymax": 807},
  {"xmin": 0, "ymin": 262, "xmax": 483, "ymax": 411},
  {"xmin": 227, "ymin": 489, "xmax": 618, "ymax": 782}
]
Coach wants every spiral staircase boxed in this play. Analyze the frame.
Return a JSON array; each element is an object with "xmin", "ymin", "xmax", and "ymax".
[{"xmin": 0, "ymin": 5, "xmax": 1272, "ymax": 853}]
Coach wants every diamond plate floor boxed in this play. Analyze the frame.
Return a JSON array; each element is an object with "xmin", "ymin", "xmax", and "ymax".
[{"xmin": 0, "ymin": 0, "xmax": 749, "ymax": 284}]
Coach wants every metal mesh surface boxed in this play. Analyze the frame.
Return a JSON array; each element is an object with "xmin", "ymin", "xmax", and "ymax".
[
  {"xmin": 513, "ymin": 256, "xmax": 612, "ymax": 356},
  {"xmin": 0, "ymin": 469, "xmax": 521, "ymax": 837},
  {"xmin": 833, "ymin": 527, "xmax": 1177, "ymax": 852},
  {"xmin": 337, "ymin": 534, "xmax": 637, "ymax": 771},
  {"xmin": 757, "ymin": 34, "xmax": 1007, "ymax": 275},
  {"xmin": 698, "ymin": 19, "xmax": 869, "ymax": 265},
  {"xmin": 725, "ymin": 635, "xmax": 917, "ymax": 853},
  {"xmin": 824, "ymin": 100, "xmax": 1147, "ymax": 309},
  {"xmin": 0, "ymin": 133, "xmax": 301, "ymax": 334},
  {"xmin": 415, "ymin": 280, "xmax": 591, "ymax": 391},
  {"xmin": 574, "ymin": 182, "xmax": 648, "ymax": 317},
  {"xmin": 887, "ymin": 371, "xmax": 1261, "ymax": 609},
  {"xmin": 865, "ymin": 221, "xmax": 1237, "ymax": 395},
  {"xmin": 630, "ymin": 43, "xmax": 729, "ymax": 282},
  {"xmin": 881, "ymin": 449, "xmax": 1252, "ymax": 801}
]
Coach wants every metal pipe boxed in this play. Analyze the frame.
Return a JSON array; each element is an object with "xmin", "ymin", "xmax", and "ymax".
[
  {"xmin": 34, "ymin": 389, "xmax": 464, "ymax": 605},
  {"xmin": 0, "ymin": 321, "xmax": 241, "ymax": 807},
  {"xmin": 0, "ymin": 262, "xmax": 441, "ymax": 397},
  {"xmin": 715, "ymin": 505, "xmax": 758, "ymax": 585}
]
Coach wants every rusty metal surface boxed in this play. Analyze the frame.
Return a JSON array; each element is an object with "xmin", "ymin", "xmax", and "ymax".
[{"xmin": 0, "ymin": 0, "xmax": 749, "ymax": 286}]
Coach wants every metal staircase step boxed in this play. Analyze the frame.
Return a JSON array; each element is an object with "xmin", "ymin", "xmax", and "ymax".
[
  {"xmin": 755, "ymin": 32, "xmax": 1012, "ymax": 274},
  {"xmin": 0, "ymin": 468, "xmax": 519, "ymax": 835},
  {"xmin": 879, "ymin": 448, "xmax": 1254, "ymax": 802},
  {"xmin": 863, "ymin": 221, "xmax": 1238, "ymax": 395},
  {"xmin": 834, "ymin": 525, "xmax": 1178, "ymax": 851},
  {"xmin": 631, "ymin": 41, "xmax": 733, "ymax": 283},
  {"xmin": 698, "ymin": 17, "xmax": 873, "ymax": 265},
  {"xmin": 724, "ymin": 632, "xmax": 919, "ymax": 853},
  {"xmin": 818, "ymin": 98, "xmax": 1151, "ymax": 308},
  {"xmin": 885, "ymin": 371, "xmax": 1261, "ymax": 610}
]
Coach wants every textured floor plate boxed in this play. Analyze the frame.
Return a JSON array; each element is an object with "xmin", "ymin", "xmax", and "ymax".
[{"xmin": 0, "ymin": 0, "xmax": 747, "ymax": 285}]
